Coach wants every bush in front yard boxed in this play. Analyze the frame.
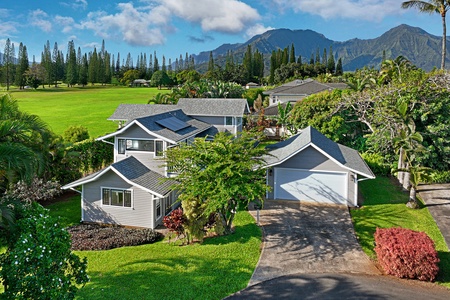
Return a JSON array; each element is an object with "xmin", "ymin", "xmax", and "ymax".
[
  {"xmin": 68, "ymin": 224, "xmax": 162, "ymax": 250},
  {"xmin": 374, "ymin": 227, "xmax": 440, "ymax": 281}
]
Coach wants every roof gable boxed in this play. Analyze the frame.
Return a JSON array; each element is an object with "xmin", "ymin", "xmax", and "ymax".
[
  {"xmin": 62, "ymin": 156, "xmax": 177, "ymax": 197},
  {"xmin": 264, "ymin": 126, "xmax": 375, "ymax": 178},
  {"xmin": 99, "ymin": 109, "xmax": 212, "ymax": 143}
]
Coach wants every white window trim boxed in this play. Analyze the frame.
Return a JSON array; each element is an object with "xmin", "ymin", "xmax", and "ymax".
[
  {"xmin": 101, "ymin": 186, "xmax": 134, "ymax": 209},
  {"xmin": 224, "ymin": 116, "xmax": 234, "ymax": 126},
  {"xmin": 116, "ymin": 137, "xmax": 165, "ymax": 157},
  {"xmin": 155, "ymin": 197, "xmax": 162, "ymax": 220}
]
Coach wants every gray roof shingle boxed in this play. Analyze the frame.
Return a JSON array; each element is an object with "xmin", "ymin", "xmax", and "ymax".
[
  {"xmin": 108, "ymin": 98, "xmax": 249, "ymax": 122},
  {"xmin": 264, "ymin": 126, "xmax": 375, "ymax": 178},
  {"xmin": 176, "ymin": 98, "xmax": 249, "ymax": 117},
  {"xmin": 112, "ymin": 156, "xmax": 176, "ymax": 196},
  {"xmin": 263, "ymin": 79, "xmax": 348, "ymax": 96},
  {"xmin": 62, "ymin": 156, "xmax": 177, "ymax": 197}
]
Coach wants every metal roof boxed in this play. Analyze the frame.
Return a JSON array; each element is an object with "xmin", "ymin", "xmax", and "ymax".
[{"xmin": 263, "ymin": 126, "xmax": 375, "ymax": 178}]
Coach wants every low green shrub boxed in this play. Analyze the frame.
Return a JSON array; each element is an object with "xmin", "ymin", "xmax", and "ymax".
[
  {"xmin": 361, "ymin": 152, "xmax": 391, "ymax": 176},
  {"xmin": 63, "ymin": 125, "xmax": 90, "ymax": 143},
  {"xmin": 374, "ymin": 227, "xmax": 439, "ymax": 281},
  {"xmin": 428, "ymin": 170, "xmax": 450, "ymax": 184},
  {"xmin": 68, "ymin": 224, "xmax": 162, "ymax": 250}
]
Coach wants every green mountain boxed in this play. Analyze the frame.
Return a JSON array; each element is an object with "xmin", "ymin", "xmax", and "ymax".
[{"xmin": 194, "ymin": 24, "xmax": 447, "ymax": 71}]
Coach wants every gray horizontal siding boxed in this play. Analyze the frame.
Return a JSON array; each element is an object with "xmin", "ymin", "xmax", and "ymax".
[
  {"xmin": 117, "ymin": 125, "xmax": 157, "ymax": 139},
  {"xmin": 277, "ymin": 146, "xmax": 346, "ymax": 172},
  {"xmin": 82, "ymin": 169, "xmax": 155, "ymax": 228}
]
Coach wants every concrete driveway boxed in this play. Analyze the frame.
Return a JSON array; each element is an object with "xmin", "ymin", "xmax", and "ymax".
[{"xmin": 247, "ymin": 200, "xmax": 380, "ymax": 286}]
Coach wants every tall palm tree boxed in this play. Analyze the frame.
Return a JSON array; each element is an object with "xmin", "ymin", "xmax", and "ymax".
[{"xmin": 402, "ymin": 1, "xmax": 450, "ymax": 69}]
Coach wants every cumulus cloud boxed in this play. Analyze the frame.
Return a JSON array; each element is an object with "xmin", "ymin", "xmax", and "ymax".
[
  {"xmin": 0, "ymin": 22, "xmax": 18, "ymax": 36},
  {"xmin": 269, "ymin": 0, "xmax": 400, "ymax": 21},
  {"xmin": 245, "ymin": 23, "xmax": 274, "ymax": 39},
  {"xmin": 29, "ymin": 9, "xmax": 52, "ymax": 32},
  {"xmin": 79, "ymin": 0, "xmax": 262, "ymax": 47},
  {"xmin": 60, "ymin": 0, "xmax": 88, "ymax": 10},
  {"xmin": 158, "ymin": 0, "xmax": 261, "ymax": 33},
  {"xmin": 55, "ymin": 15, "xmax": 75, "ymax": 33},
  {"xmin": 80, "ymin": 3, "xmax": 166, "ymax": 46}
]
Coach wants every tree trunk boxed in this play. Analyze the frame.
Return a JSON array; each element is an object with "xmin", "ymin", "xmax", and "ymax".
[
  {"xmin": 442, "ymin": 12, "xmax": 447, "ymax": 70},
  {"xmin": 397, "ymin": 148, "xmax": 405, "ymax": 185},
  {"xmin": 402, "ymin": 163, "xmax": 411, "ymax": 191},
  {"xmin": 406, "ymin": 186, "xmax": 419, "ymax": 209}
]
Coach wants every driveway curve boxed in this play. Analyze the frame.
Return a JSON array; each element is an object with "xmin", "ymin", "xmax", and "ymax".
[{"xmin": 247, "ymin": 200, "xmax": 380, "ymax": 285}]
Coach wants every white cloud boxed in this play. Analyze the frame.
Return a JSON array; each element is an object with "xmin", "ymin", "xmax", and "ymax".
[
  {"xmin": 270, "ymin": 0, "xmax": 400, "ymax": 22},
  {"xmin": 59, "ymin": 0, "xmax": 88, "ymax": 10},
  {"xmin": 81, "ymin": 3, "xmax": 166, "ymax": 46},
  {"xmin": 55, "ymin": 16, "xmax": 75, "ymax": 33},
  {"xmin": 159, "ymin": 0, "xmax": 261, "ymax": 33},
  {"xmin": 29, "ymin": 9, "xmax": 52, "ymax": 32},
  {"xmin": 79, "ymin": 0, "xmax": 263, "ymax": 47},
  {"xmin": 0, "ymin": 22, "xmax": 18, "ymax": 36},
  {"xmin": 245, "ymin": 23, "xmax": 274, "ymax": 39}
]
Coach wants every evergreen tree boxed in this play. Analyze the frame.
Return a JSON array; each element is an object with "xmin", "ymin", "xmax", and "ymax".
[
  {"xmin": 315, "ymin": 48, "xmax": 321, "ymax": 64},
  {"xmin": 269, "ymin": 50, "xmax": 277, "ymax": 84},
  {"xmin": 322, "ymin": 48, "xmax": 328, "ymax": 68},
  {"xmin": 162, "ymin": 55, "xmax": 167, "ymax": 72},
  {"xmin": 153, "ymin": 51, "xmax": 159, "ymax": 73},
  {"xmin": 65, "ymin": 41, "xmax": 78, "ymax": 87},
  {"xmin": 42, "ymin": 40, "xmax": 52, "ymax": 87},
  {"xmin": 243, "ymin": 45, "xmax": 253, "ymax": 82},
  {"xmin": 3, "ymin": 38, "xmax": 15, "ymax": 90},
  {"xmin": 336, "ymin": 58, "xmax": 343, "ymax": 76},
  {"xmin": 15, "ymin": 43, "xmax": 29, "ymax": 89},
  {"xmin": 290, "ymin": 43, "xmax": 296, "ymax": 63},
  {"xmin": 208, "ymin": 51, "xmax": 215, "ymax": 73},
  {"xmin": 78, "ymin": 54, "xmax": 88, "ymax": 86},
  {"xmin": 327, "ymin": 46, "xmax": 336, "ymax": 74},
  {"xmin": 282, "ymin": 47, "xmax": 289, "ymax": 65},
  {"xmin": 88, "ymin": 48, "xmax": 98, "ymax": 85}
]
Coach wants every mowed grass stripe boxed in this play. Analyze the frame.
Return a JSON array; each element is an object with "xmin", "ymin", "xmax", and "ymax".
[{"xmin": 11, "ymin": 86, "xmax": 169, "ymax": 138}]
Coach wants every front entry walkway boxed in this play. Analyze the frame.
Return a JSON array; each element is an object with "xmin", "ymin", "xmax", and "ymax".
[{"xmin": 247, "ymin": 200, "xmax": 380, "ymax": 286}]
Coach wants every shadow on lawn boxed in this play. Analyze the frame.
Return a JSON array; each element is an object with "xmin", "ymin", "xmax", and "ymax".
[{"xmin": 78, "ymin": 254, "xmax": 251, "ymax": 300}]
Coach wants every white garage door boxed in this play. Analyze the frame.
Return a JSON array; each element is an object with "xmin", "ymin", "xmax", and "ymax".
[{"xmin": 274, "ymin": 168, "xmax": 348, "ymax": 204}]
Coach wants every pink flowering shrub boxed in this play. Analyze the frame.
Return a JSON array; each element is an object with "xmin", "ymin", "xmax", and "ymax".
[{"xmin": 374, "ymin": 227, "xmax": 440, "ymax": 281}]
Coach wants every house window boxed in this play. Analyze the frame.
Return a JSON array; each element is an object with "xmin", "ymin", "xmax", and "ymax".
[
  {"xmin": 118, "ymin": 139, "xmax": 126, "ymax": 154},
  {"xmin": 156, "ymin": 198, "xmax": 161, "ymax": 219},
  {"xmin": 102, "ymin": 188, "xmax": 132, "ymax": 207},
  {"xmin": 236, "ymin": 117, "xmax": 242, "ymax": 127},
  {"xmin": 225, "ymin": 117, "xmax": 233, "ymax": 126},
  {"xmin": 155, "ymin": 140, "xmax": 164, "ymax": 157},
  {"xmin": 126, "ymin": 139, "xmax": 155, "ymax": 152}
]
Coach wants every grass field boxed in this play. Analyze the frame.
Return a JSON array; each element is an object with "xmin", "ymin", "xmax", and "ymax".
[
  {"xmin": 352, "ymin": 176, "xmax": 450, "ymax": 287},
  {"xmin": 44, "ymin": 196, "xmax": 261, "ymax": 300},
  {"xmin": 9, "ymin": 85, "xmax": 170, "ymax": 138}
]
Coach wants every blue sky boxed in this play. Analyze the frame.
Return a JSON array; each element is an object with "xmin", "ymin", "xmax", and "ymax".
[{"xmin": 0, "ymin": 0, "xmax": 443, "ymax": 63}]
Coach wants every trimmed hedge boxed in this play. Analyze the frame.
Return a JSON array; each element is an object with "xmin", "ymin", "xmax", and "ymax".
[
  {"xmin": 374, "ymin": 227, "xmax": 440, "ymax": 281},
  {"xmin": 68, "ymin": 224, "xmax": 162, "ymax": 250}
]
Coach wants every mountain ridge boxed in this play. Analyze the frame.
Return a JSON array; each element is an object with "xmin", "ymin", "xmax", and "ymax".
[{"xmin": 193, "ymin": 24, "xmax": 447, "ymax": 71}]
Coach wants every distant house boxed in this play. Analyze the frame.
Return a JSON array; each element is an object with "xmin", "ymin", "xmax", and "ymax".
[
  {"xmin": 63, "ymin": 98, "xmax": 250, "ymax": 228},
  {"xmin": 263, "ymin": 126, "xmax": 374, "ymax": 207},
  {"xmin": 263, "ymin": 79, "xmax": 348, "ymax": 115},
  {"xmin": 131, "ymin": 79, "xmax": 151, "ymax": 87},
  {"xmin": 245, "ymin": 82, "xmax": 261, "ymax": 89}
]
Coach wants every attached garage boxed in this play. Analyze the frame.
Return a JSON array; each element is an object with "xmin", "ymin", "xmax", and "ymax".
[
  {"xmin": 264, "ymin": 126, "xmax": 375, "ymax": 207},
  {"xmin": 274, "ymin": 168, "xmax": 348, "ymax": 204}
]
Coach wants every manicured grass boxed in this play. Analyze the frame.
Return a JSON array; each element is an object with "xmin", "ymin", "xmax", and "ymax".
[
  {"xmin": 351, "ymin": 176, "xmax": 450, "ymax": 287},
  {"xmin": 46, "ymin": 194, "xmax": 82, "ymax": 228},
  {"xmin": 24, "ymin": 196, "xmax": 262, "ymax": 299},
  {"xmin": 75, "ymin": 211, "xmax": 261, "ymax": 300},
  {"xmin": 10, "ymin": 85, "xmax": 170, "ymax": 138}
]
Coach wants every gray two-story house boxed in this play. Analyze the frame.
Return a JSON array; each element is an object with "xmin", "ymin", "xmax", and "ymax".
[{"xmin": 63, "ymin": 98, "xmax": 250, "ymax": 228}]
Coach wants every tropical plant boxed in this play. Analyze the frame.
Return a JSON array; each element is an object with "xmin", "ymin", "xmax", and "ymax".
[
  {"xmin": 165, "ymin": 132, "xmax": 269, "ymax": 236},
  {"xmin": 0, "ymin": 93, "xmax": 52, "ymax": 189},
  {"xmin": 402, "ymin": 0, "xmax": 450, "ymax": 69}
]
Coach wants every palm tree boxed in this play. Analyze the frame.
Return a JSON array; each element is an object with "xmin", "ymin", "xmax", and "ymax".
[
  {"xmin": 0, "ymin": 93, "xmax": 51, "ymax": 189},
  {"xmin": 402, "ymin": 1, "xmax": 450, "ymax": 69}
]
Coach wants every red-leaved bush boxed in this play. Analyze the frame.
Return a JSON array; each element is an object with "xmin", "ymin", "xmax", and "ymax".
[
  {"xmin": 374, "ymin": 227, "xmax": 440, "ymax": 281},
  {"xmin": 163, "ymin": 208, "xmax": 186, "ymax": 237}
]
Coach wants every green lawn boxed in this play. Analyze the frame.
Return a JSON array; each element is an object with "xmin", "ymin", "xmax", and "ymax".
[
  {"xmin": 44, "ymin": 196, "xmax": 261, "ymax": 300},
  {"xmin": 352, "ymin": 176, "xmax": 450, "ymax": 287},
  {"xmin": 9, "ymin": 86, "xmax": 169, "ymax": 138}
]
